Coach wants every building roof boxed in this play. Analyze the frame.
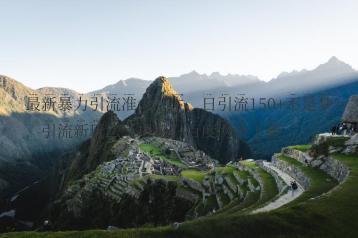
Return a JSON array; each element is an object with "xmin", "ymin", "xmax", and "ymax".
[{"xmin": 342, "ymin": 95, "xmax": 358, "ymax": 123}]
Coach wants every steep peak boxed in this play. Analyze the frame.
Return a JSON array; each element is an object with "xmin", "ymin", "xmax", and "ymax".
[
  {"xmin": 129, "ymin": 76, "xmax": 193, "ymax": 119},
  {"xmin": 328, "ymin": 56, "xmax": 340, "ymax": 63},
  {"xmin": 317, "ymin": 56, "xmax": 354, "ymax": 72},
  {"xmin": 182, "ymin": 70, "xmax": 201, "ymax": 77},
  {"xmin": 93, "ymin": 110, "xmax": 121, "ymax": 138},
  {"xmin": 209, "ymin": 72, "xmax": 222, "ymax": 78},
  {"xmin": 149, "ymin": 76, "xmax": 185, "ymax": 105},
  {"xmin": 325, "ymin": 56, "xmax": 349, "ymax": 67}
]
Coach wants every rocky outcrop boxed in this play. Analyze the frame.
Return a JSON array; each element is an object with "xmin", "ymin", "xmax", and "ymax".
[
  {"xmin": 317, "ymin": 156, "xmax": 349, "ymax": 183},
  {"xmin": 125, "ymin": 76, "xmax": 246, "ymax": 163},
  {"xmin": 281, "ymin": 148, "xmax": 313, "ymax": 164},
  {"xmin": 343, "ymin": 134, "xmax": 358, "ymax": 154},
  {"xmin": 179, "ymin": 178, "xmax": 204, "ymax": 193},
  {"xmin": 282, "ymin": 146, "xmax": 350, "ymax": 183}
]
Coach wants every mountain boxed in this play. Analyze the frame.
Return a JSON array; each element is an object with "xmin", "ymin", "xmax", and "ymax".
[
  {"xmin": 89, "ymin": 78, "xmax": 151, "ymax": 95},
  {"xmin": 169, "ymin": 71, "xmax": 263, "ymax": 93},
  {"xmin": 0, "ymin": 75, "xmax": 39, "ymax": 115},
  {"xmin": 226, "ymin": 80, "xmax": 358, "ymax": 159},
  {"xmin": 33, "ymin": 77, "xmax": 248, "ymax": 229},
  {"xmin": 125, "ymin": 76, "xmax": 249, "ymax": 163},
  {"xmin": 0, "ymin": 75, "xmax": 102, "ymax": 200},
  {"xmin": 0, "ymin": 56, "xmax": 357, "ymax": 205},
  {"xmin": 268, "ymin": 56, "xmax": 357, "ymax": 94},
  {"xmin": 88, "ymin": 73, "xmax": 263, "ymax": 119},
  {"xmin": 1, "ymin": 59, "xmax": 357, "ymax": 234},
  {"xmin": 87, "ymin": 78, "xmax": 151, "ymax": 120},
  {"xmin": 89, "ymin": 57, "xmax": 358, "ymax": 112}
]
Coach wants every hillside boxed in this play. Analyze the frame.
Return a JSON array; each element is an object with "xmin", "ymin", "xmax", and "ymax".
[
  {"xmin": 2, "ymin": 125, "xmax": 357, "ymax": 237},
  {"xmin": 0, "ymin": 77, "xmax": 251, "ymax": 231},
  {"xmin": 226, "ymin": 80, "xmax": 358, "ymax": 159},
  {"xmin": 0, "ymin": 75, "xmax": 102, "ymax": 199}
]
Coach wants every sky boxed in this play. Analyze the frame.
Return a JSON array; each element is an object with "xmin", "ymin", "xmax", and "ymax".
[{"xmin": 0, "ymin": 0, "xmax": 357, "ymax": 93}]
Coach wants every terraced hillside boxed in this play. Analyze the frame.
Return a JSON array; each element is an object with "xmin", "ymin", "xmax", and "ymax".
[
  {"xmin": 2, "ymin": 132, "xmax": 357, "ymax": 238},
  {"xmin": 41, "ymin": 136, "xmax": 273, "ymax": 230}
]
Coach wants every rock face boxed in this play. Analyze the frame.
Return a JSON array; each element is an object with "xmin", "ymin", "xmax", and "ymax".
[
  {"xmin": 125, "ymin": 76, "xmax": 193, "ymax": 143},
  {"xmin": 342, "ymin": 95, "xmax": 358, "ymax": 123},
  {"xmin": 58, "ymin": 111, "xmax": 132, "ymax": 189},
  {"xmin": 31, "ymin": 76, "xmax": 251, "ymax": 230},
  {"xmin": 125, "ymin": 76, "xmax": 246, "ymax": 163},
  {"xmin": 271, "ymin": 154, "xmax": 310, "ymax": 190}
]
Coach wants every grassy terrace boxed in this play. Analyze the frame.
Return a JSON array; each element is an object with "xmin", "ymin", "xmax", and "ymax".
[
  {"xmin": 277, "ymin": 155, "xmax": 337, "ymax": 204},
  {"xmin": 220, "ymin": 191, "xmax": 260, "ymax": 215},
  {"xmin": 237, "ymin": 161, "xmax": 278, "ymax": 212},
  {"xmin": 288, "ymin": 144, "xmax": 312, "ymax": 152},
  {"xmin": 181, "ymin": 169, "xmax": 207, "ymax": 182},
  {"xmin": 139, "ymin": 143, "xmax": 186, "ymax": 168},
  {"xmin": 214, "ymin": 166, "xmax": 235, "ymax": 174},
  {"xmin": 216, "ymin": 162, "xmax": 278, "ymax": 215},
  {"xmin": 3, "ymin": 154, "xmax": 357, "ymax": 237}
]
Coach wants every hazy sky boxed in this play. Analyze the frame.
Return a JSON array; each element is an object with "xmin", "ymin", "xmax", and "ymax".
[{"xmin": 0, "ymin": 0, "xmax": 357, "ymax": 92}]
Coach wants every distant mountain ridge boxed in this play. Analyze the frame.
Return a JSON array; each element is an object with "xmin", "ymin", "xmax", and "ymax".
[
  {"xmin": 0, "ymin": 75, "xmax": 101, "ymax": 199},
  {"xmin": 0, "ymin": 56, "xmax": 357, "ymax": 199},
  {"xmin": 90, "ymin": 56, "xmax": 358, "ymax": 110}
]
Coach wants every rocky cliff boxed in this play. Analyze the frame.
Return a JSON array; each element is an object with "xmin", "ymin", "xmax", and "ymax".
[{"xmin": 125, "ymin": 76, "xmax": 247, "ymax": 163}]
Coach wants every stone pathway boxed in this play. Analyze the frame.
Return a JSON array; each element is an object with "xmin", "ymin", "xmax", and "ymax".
[{"xmin": 252, "ymin": 161, "xmax": 304, "ymax": 214}]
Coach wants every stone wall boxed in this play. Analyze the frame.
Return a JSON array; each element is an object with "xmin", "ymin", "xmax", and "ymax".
[
  {"xmin": 313, "ymin": 156, "xmax": 349, "ymax": 183},
  {"xmin": 179, "ymin": 177, "xmax": 205, "ymax": 193},
  {"xmin": 281, "ymin": 147, "xmax": 313, "ymax": 164},
  {"xmin": 271, "ymin": 155, "xmax": 310, "ymax": 190},
  {"xmin": 282, "ymin": 147, "xmax": 349, "ymax": 184},
  {"xmin": 256, "ymin": 160, "xmax": 287, "ymax": 193}
]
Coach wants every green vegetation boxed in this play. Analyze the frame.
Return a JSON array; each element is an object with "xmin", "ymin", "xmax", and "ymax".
[
  {"xmin": 239, "ymin": 160, "xmax": 256, "ymax": 168},
  {"xmin": 0, "ymin": 227, "xmax": 172, "ymax": 238},
  {"xmin": 147, "ymin": 174, "xmax": 178, "ymax": 181},
  {"xmin": 289, "ymin": 144, "xmax": 311, "ymax": 152},
  {"xmin": 181, "ymin": 169, "xmax": 207, "ymax": 182},
  {"xmin": 255, "ymin": 167, "xmax": 278, "ymax": 207},
  {"xmin": 215, "ymin": 166, "xmax": 235, "ymax": 174},
  {"xmin": 278, "ymin": 155, "xmax": 337, "ymax": 204},
  {"xmin": 3, "ymin": 139, "xmax": 358, "ymax": 238},
  {"xmin": 236, "ymin": 161, "xmax": 278, "ymax": 211},
  {"xmin": 310, "ymin": 136, "xmax": 350, "ymax": 157},
  {"xmin": 139, "ymin": 143, "xmax": 186, "ymax": 168}
]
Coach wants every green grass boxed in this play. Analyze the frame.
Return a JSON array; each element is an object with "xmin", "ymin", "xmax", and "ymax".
[
  {"xmin": 289, "ymin": 144, "xmax": 312, "ymax": 152},
  {"xmin": 277, "ymin": 155, "xmax": 337, "ymax": 204},
  {"xmin": 234, "ymin": 170, "xmax": 249, "ymax": 180},
  {"xmin": 255, "ymin": 167, "xmax": 278, "ymax": 206},
  {"xmin": 233, "ymin": 161, "xmax": 278, "ymax": 212},
  {"xmin": 181, "ymin": 169, "xmax": 207, "ymax": 182},
  {"xmin": 147, "ymin": 174, "xmax": 178, "ymax": 181},
  {"xmin": 0, "ymin": 227, "xmax": 173, "ymax": 238},
  {"xmin": 216, "ymin": 191, "xmax": 260, "ymax": 215},
  {"xmin": 139, "ymin": 143, "xmax": 187, "ymax": 168},
  {"xmin": 239, "ymin": 160, "xmax": 256, "ymax": 168},
  {"xmin": 195, "ymin": 195, "xmax": 218, "ymax": 215},
  {"xmin": 215, "ymin": 166, "xmax": 235, "ymax": 175},
  {"xmin": 3, "ymin": 146, "xmax": 357, "ymax": 238},
  {"xmin": 310, "ymin": 136, "xmax": 350, "ymax": 157}
]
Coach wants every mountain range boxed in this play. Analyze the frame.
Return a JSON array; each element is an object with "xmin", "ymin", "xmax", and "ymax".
[{"xmin": 0, "ymin": 56, "xmax": 357, "ymax": 204}]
